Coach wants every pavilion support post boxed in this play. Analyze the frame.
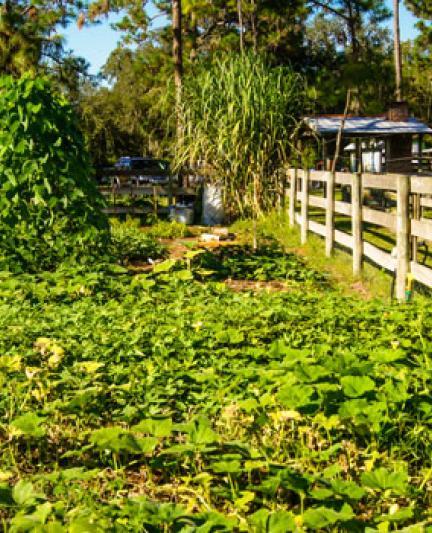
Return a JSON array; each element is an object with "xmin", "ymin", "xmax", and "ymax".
[
  {"xmin": 419, "ymin": 134, "xmax": 424, "ymax": 173},
  {"xmin": 322, "ymin": 139, "xmax": 327, "ymax": 170},
  {"xmin": 153, "ymin": 186, "xmax": 158, "ymax": 216},
  {"xmin": 355, "ymin": 138, "xmax": 362, "ymax": 173},
  {"xmin": 301, "ymin": 169, "xmax": 309, "ymax": 244},
  {"xmin": 396, "ymin": 174, "xmax": 410, "ymax": 301},
  {"xmin": 352, "ymin": 172, "xmax": 363, "ymax": 276},
  {"xmin": 168, "ymin": 174, "xmax": 174, "ymax": 208},
  {"xmin": 325, "ymin": 171, "xmax": 335, "ymax": 257},
  {"xmin": 289, "ymin": 168, "xmax": 297, "ymax": 227}
]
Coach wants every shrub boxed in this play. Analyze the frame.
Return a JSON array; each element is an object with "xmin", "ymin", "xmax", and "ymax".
[
  {"xmin": 0, "ymin": 75, "xmax": 109, "ymax": 272},
  {"xmin": 147, "ymin": 220, "xmax": 193, "ymax": 239},
  {"xmin": 110, "ymin": 219, "xmax": 167, "ymax": 265}
]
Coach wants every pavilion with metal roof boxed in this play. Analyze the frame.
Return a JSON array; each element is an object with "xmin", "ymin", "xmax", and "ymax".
[
  {"xmin": 305, "ymin": 116, "xmax": 432, "ymax": 137},
  {"xmin": 302, "ymin": 103, "xmax": 432, "ymax": 174}
]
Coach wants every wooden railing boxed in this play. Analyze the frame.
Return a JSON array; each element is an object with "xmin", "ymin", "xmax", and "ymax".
[
  {"xmin": 288, "ymin": 169, "xmax": 432, "ymax": 300},
  {"xmin": 98, "ymin": 183, "xmax": 197, "ymax": 216}
]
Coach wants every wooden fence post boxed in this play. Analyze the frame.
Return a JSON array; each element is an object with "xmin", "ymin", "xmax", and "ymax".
[
  {"xmin": 412, "ymin": 192, "xmax": 420, "ymax": 263},
  {"xmin": 396, "ymin": 175, "xmax": 410, "ymax": 301},
  {"xmin": 301, "ymin": 169, "xmax": 309, "ymax": 244},
  {"xmin": 325, "ymin": 171, "xmax": 335, "ymax": 257},
  {"xmin": 153, "ymin": 186, "xmax": 158, "ymax": 216},
  {"xmin": 289, "ymin": 168, "xmax": 297, "ymax": 227},
  {"xmin": 352, "ymin": 172, "xmax": 363, "ymax": 276}
]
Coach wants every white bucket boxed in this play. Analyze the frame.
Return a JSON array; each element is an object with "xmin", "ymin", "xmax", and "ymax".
[
  {"xmin": 202, "ymin": 183, "xmax": 224, "ymax": 226},
  {"xmin": 169, "ymin": 205, "xmax": 194, "ymax": 225}
]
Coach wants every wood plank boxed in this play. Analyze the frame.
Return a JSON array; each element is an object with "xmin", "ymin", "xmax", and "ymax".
[
  {"xmin": 100, "ymin": 186, "xmax": 164, "ymax": 196},
  {"xmin": 325, "ymin": 171, "xmax": 335, "ymax": 257},
  {"xmin": 103, "ymin": 206, "xmax": 169, "ymax": 215},
  {"xmin": 301, "ymin": 170, "xmax": 309, "ymax": 244},
  {"xmin": 308, "ymin": 220, "xmax": 326, "ymax": 237},
  {"xmin": 334, "ymin": 172, "xmax": 353, "ymax": 186},
  {"xmin": 352, "ymin": 173, "xmax": 362, "ymax": 275},
  {"xmin": 334, "ymin": 200, "xmax": 352, "ymax": 216},
  {"xmin": 309, "ymin": 195, "xmax": 326, "ymax": 209},
  {"xmin": 309, "ymin": 170, "xmax": 330, "ymax": 183},
  {"xmin": 362, "ymin": 207, "xmax": 396, "ymax": 231},
  {"xmin": 362, "ymin": 173, "xmax": 397, "ymax": 191},
  {"xmin": 363, "ymin": 242, "xmax": 396, "ymax": 272},
  {"xmin": 412, "ymin": 193, "xmax": 421, "ymax": 262},
  {"xmin": 288, "ymin": 169, "xmax": 297, "ymax": 227},
  {"xmin": 99, "ymin": 186, "xmax": 196, "ymax": 196},
  {"xmin": 420, "ymin": 196, "xmax": 432, "ymax": 208},
  {"xmin": 334, "ymin": 229, "xmax": 353, "ymax": 249},
  {"xmin": 411, "ymin": 261, "xmax": 432, "ymax": 288},
  {"xmin": 411, "ymin": 218, "xmax": 432, "ymax": 240},
  {"xmin": 411, "ymin": 176, "xmax": 432, "ymax": 195},
  {"xmin": 294, "ymin": 213, "xmax": 302, "ymax": 225}
]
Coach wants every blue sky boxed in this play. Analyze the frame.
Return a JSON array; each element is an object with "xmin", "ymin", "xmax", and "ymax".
[{"xmin": 62, "ymin": 1, "xmax": 420, "ymax": 75}]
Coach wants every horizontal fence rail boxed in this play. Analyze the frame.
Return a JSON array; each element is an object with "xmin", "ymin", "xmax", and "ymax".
[{"xmin": 287, "ymin": 168, "xmax": 432, "ymax": 300}]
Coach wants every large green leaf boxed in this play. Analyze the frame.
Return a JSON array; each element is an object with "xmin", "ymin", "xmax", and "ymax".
[
  {"xmin": 340, "ymin": 376, "xmax": 376, "ymax": 398},
  {"xmin": 89, "ymin": 427, "xmax": 142, "ymax": 454},
  {"xmin": 10, "ymin": 413, "xmax": 46, "ymax": 439},
  {"xmin": 361, "ymin": 468, "xmax": 408, "ymax": 494},
  {"xmin": 303, "ymin": 504, "xmax": 354, "ymax": 529}
]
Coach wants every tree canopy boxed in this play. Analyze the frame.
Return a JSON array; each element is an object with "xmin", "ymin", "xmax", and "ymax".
[{"xmin": 73, "ymin": 0, "xmax": 410, "ymax": 165}]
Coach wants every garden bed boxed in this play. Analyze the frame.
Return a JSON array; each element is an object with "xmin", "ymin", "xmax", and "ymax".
[{"xmin": 0, "ymin": 246, "xmax": 431, "ymax": 530}]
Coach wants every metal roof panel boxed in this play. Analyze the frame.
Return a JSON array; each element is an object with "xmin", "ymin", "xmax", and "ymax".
[{"xmin": 304, "ymin": 116, "xmax": 432, "ymax": 135}]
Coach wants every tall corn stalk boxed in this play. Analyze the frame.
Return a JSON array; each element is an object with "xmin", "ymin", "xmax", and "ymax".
[{"xmin": 175, "ymin": 53, "xmax": 307, "ymax": 218}]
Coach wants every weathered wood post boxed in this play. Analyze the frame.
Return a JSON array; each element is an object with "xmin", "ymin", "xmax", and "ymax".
[
  {"xmin": 352, "ymin": 172, "xmax": 363, "ymax": 276},
  {"xmin": 289, "ymin": 168, "xmax": 297, "ymax": 227},
  {"xmin": 168, "ymin": 174, "xmax": 174, "ymax": 209},
  {"xmin": 325, "ymin": 171, "xmax": 335, "ymax": 257},
  {"xmin": 396, "ymin": 174, "xmax": 410, "ymax": 301},
  {"xmin": 153, "ymin": 186, "xmax": 158, "ymax": 216},
  {"xmin": 301, "ymin": 169, "xmax": 309, "ymax": 244},
  {"xmin": 412, "ymin": 193, "xmax": 420, "ymax": 262}
]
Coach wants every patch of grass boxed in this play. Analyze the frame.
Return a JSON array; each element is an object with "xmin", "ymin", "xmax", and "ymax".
[{"xmin": 231, "ymin": 211, "xmax": 394, "ymax": 299}]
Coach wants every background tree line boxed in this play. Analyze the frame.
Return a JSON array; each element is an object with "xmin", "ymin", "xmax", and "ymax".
[{"xmin": 1, "ymin": 0, "xmax": 432, "ymax": 167}]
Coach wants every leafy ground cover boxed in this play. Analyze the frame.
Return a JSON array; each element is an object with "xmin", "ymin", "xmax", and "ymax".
[
  {"xmin": 110, "ymin": 219, "xmax": 167, "ymax": 265},
  {"xmin": 196, "ymin": 244, "xmax": 327, "ymax": 284},
  {"xmin": 1, "ymin": 242, "xmax": 432, "ymax": 531},
  {"xmin": 145, "ymin": 220, "xmax": 193, "ymax": 240}
]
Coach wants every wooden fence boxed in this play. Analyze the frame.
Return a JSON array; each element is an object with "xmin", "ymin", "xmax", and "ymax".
[
  {"xmin": 288, "ymin": 169, "xmax": 432, "ymax": 300},
  {"xmin": 98, "ymin": 184, "xmax": 197, "ymax": 216}
]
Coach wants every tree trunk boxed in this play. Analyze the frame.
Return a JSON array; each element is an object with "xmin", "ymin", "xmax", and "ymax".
[
  {"xmin": 172, "ymin": 0, "xmax": 183, "ymax": 103},
  {"xmin": 251, "ymin": 0, "xmax": 258, "ymax": 53},
  {"xmin": 237, "ymin": 0, "xmax": 244, "ymax": 53},
  {"xmin": 393, "ymin": 0, "xmax": 402, "ymax": 100},
  {"xmin": 347, "ymin": 0, "xmax": 359, "ymax": 62}
]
